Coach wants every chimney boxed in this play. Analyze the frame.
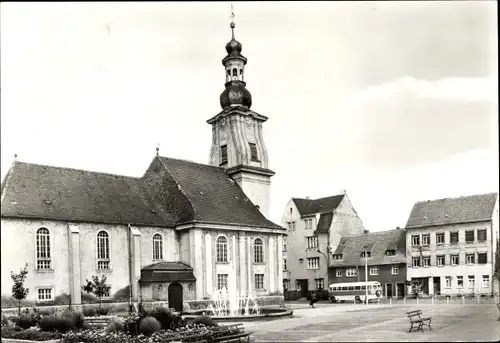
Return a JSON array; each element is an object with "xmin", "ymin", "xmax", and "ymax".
[
  {"xmin": 305, "ymin": 196, "xmax": 311, "ymax": 200},
  {"xmin": 364, "ymin": 230, "xmax": 369, "ymax": 234},
  {"xmin": 396, "ymin": 226, "xmax": 400, "ymax": 230}
]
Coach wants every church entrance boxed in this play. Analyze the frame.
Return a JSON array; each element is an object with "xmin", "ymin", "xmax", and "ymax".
[{"xmin": 168, "ymin": 283, "xmax": 183, "ymax": 311}]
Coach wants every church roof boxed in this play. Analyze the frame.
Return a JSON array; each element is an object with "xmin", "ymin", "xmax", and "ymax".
[
  {"xmin": 292, "ymin": 194, "xmax": 345, "ymax": 217},
  {"xmin": 1, "ymin": 157, "xmax": 283, "ymax": 230},
  {"xmin": 405, "ymin": 192, "xmax": 498, "ymax": 229}
]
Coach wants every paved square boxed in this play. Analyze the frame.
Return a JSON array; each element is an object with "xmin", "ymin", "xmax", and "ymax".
[{"xmin": 237, "ymin": 304, "xmax": 500, "ymax": 342}]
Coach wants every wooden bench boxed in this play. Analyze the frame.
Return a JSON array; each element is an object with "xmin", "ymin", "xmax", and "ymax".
[{"xmin": 406, "ymin": 309, "xmax": 432, "ymax": 333}]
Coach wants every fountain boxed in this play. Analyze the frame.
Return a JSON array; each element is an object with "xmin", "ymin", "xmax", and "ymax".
[{"xmin": 183, "ymin": 272, "xmax": 292, "ymax": 321}]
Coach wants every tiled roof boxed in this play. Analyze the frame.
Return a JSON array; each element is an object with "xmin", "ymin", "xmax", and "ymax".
[
  {"xmin": 0, "ymin": 161, "xmax": 175, "ymax": 227},
  {"xmin": 405, "ymin": 193, "xmax": 498, "ymax": 229},
  {"xmin": 1, "ymin": 157, "xmax": 284, "ymax": 230},
  {"xmin": 157, "ymin": 157, "xmax": 283, "ymax": 229},
  {"xmin": 330, "ymin": 229, "xmax": 406, "ymax": 268},
  {"xmin": 314, "ymin": 212, "xmax": 334, "ymax": 234},
  {"xmin": 292, "ymin": 194, "xmax": 344, "ymax": 217},
  {"xmin": 140, "ymin": 261, "xmax": 196, "ymax": 282}
]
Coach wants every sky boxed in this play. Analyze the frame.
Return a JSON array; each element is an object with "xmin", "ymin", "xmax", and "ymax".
[{"xmin": 1, "ymin": 1, "xmax": 498, "ymax": 231}]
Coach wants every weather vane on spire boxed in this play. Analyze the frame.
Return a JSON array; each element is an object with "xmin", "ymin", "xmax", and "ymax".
[
  {"xmin": 230, "ymin": 3, "xmax": 236, "ymax": 38},
  {"xmin": 156, "ymin": 143, "xmax": 160, "ymax": 156}
]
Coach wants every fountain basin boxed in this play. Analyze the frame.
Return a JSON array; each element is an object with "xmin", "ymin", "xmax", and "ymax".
[{"xmin": 183, "ymin": 307, "xmax": 293, "ymax": 322}]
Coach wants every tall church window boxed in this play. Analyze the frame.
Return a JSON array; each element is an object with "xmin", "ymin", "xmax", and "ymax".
[
  {"xmin": 216, "ymin": 236, "xmax": 228, "ymax": 263},
  {"xmin": 36, "ymin": 228, "xmax": 51, "ymax": 270},
  {"xmin": 153, "ymin": 234, "xmax": 163, "ymax": 260},
  {"xmin": 97, "ymin": 231, "xmax": 110, "ymax": 270},
  {"xmin": 232, "ymin": 68, "xmax": 238, "ymax": 80},
  {"xmin": 249, "ymin": 143, "xmax": 259, "ymax": 161},
  {"xmin": 254, "ymin": 238, "xmax": 264, "ymax": 263},
  {"xmin": 220, "ymin": 145, "xmax": 228, "ymax": 165}
]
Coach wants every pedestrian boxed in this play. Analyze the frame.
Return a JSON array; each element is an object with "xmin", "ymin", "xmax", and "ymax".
[{"xmin": 310, "ymin": 291, "xmax": 317, "ymax": 308}]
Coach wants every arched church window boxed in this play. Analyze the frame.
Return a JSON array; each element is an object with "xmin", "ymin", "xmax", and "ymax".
[
  {"xmin": 36, "ymin": 228, "xmax": 51, "ymax": 270},
  {"xmin": 254, "ymin": 238, "xmax": 264, "ymax": 263},
  {"xmin": 232, "ymin": 68, "xmax": 238, "ymax": 80},
  {"xmin": 216, "ymin": 236, "xmax": 228, "ymax": 262},
  {"xmin": 153, "ymin": 234, "xmax": 163, "ymax": 260},
  {"xmin": 97, "ymin": 231, "xmax": 110, "ymax": 270}
]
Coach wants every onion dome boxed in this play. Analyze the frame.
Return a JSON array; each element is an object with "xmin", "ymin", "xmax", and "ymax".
[
  {"xmin": 222, "ymin": 22, "xmax": 247, "ymax": 65},
  {"xmin": 220, "ymin": 80, "xmax": 252, "ymax": 109}
]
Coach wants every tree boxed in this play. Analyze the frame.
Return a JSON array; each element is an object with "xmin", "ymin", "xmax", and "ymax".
[
  {"xmin": 11, "ymin": 264, "xmax": 29, "ymax": 316},
  {"xmin": 494, "ymin": 238, "xmax": 500, "ymax": 295},
  {"xmin": 82, "ymin": 275, "xmax": 111, "ymax": 308}
]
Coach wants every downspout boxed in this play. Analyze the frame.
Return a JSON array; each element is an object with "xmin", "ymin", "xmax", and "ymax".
[{"xmin": 128, "ymin": 223, "xmax": 133, "ymax": 313}]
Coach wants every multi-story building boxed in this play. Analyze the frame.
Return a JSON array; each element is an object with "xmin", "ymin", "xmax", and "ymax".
[
  {"xmin": 280, "ymin": 192, "xmax": 365, "ymax": 299},
  {"xmin": 405, "ymin": 192, "xmax": 499, "ymax": 296},
  {"xmin": 329, "ymin": 228, "xmax": 408, "ymax": 298}
]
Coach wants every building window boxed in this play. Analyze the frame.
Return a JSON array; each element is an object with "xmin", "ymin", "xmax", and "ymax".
[
  {"xmin": 153, "ymin": 234, "xmax": 163, "ymax": 260},
  {"xmin": 333, "ymin": 254, "xmax": 343, "ymax": 260},
  {"xmin": 465, "ymin": 230, "xmax": 475, "ymax": 243},
  {"xmin": 477, "ymin": 229, "xmax": 487, "ymax": 242},
  {"xmin": 412, "ymin": 257, "xmax": 421, "ymax": 267},
  {"xmin": 36, "ymin": 228, "xmax": 51, "ymax": 270},
  {"xmin": 482, "ymin": 275, "xmax": 490, "ymax": 287},
  {"xmin": 304, "ymin": 218, "xmax": 313, "ymax": 230},
  {"xmin": 307, "ymin": 257, "xmax": 320, "ymax": 269},
  {"xmin": 315, "ymin": 278, "xmax": 324, "ymax": 290},
  {"xmin": 283, "ymin": 258, "xmax": 287, "ymax": 271},
  {"xmin": 450, "ymin": 254, "xmax": 459, "ymax": 266},
  {"xmin": 369, "ymin": 267, "xmax": 379, "ymax": 276},
  {"xmin": 385, "ymin": 250, "xmax": 396, "ymax": 256},
  {"xmin": 336, "ymin": 269, "xmax": 342, "ymax": 277},
  {"xmin": 97, "ymin": 231, "xmax": 110, "ymax": 270},
  {"xmin": 254, "ymin": 238, "xmax": 264, "ymax": 263},
  {"xmin": 423, "ymin": 256, "xmax": 430, "ymax": 267},
  {"xmin": 411, "ymin": 235, "xmax": 420, "ymax": 246},
  {"xmin": 445, "ymin": 276, "xmax": 452, "ymax": 288},
  {"xmin": 467, "ymin": 275, "xmax": 475, "ymax": 288},
  {"xmin": 255, "ymin": 274, "xmax": 264, "ymax": 290},
  {"xmin": 478, "ymin": 253, "xmax": 487, "ymax": 264},
  {"xmin": 283, "ymin": 238, "xmax": 287, "ymax": 252},
  {"xmin": 220, "ymin": 145, "xmax": 228, "ymax": 164},
  {"xmin": 249, "ymin": 143, "xmax": 259, "ymax": 161},
  {"xmin": 216, "ymin": 236, "xmax": 228, "ymax": 263},
  {"xmin": 360, "ymin": 251, "xmax": 371, "ymax": 258},
  {"xmin": 466, "ymin": 254, "xmax": 475, "ymax": 265},
  {"xmin": 422, "ymin": 234, "xmax": 430, "ymax": 246},
  {"xmin": 436, "ymin": 233, "xmax": 445, "ymax": 245},
  {"xmin": 287, "ymin": 221, "xmax": 296, "ymax": 231},
  {"xmin": 346, "ymin": 268, "xmax": 357, "ymax": 277},
  {"xmin": 306, "ymin": 236, "xmax": 318, "ymax": 249},
  {"xmin": 37, "ymin": 288, "xmax": 53, "ymax": 301},
  {"xmin": 450, "ymin": 231, "xmax": 459, "ymax": 244},
  {"xmin": 391, "ymin": 265, "xmax": 399, "ymax": 275},
  {"xmin": 437, "ymin": 255, "xmax": 445, "ymax": 266},
  {"xmin": 457, "ymin": 276, "xmax": 463, "ymax": 288},
  {"xmin": 217, "ymin": 274, "xmax": 228, "ymax": 290}
]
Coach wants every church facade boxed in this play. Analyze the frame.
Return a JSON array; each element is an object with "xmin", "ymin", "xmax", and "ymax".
[{"xmin": 0, "ymin": 22, "xmax": 285, "ymax": 311}]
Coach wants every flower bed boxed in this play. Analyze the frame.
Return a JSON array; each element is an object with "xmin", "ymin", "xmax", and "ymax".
[{"xmin": 1, "ymin": 326, "xmax": 63, "ymax": 341}]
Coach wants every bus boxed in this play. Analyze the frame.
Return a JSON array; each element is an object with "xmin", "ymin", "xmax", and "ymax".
[{"xmin": 328, "ymin": 281, "xmax": 382, "ymax": 303}]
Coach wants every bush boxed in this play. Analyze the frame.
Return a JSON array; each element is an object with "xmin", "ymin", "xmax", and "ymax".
[
  {"xmin": 61, "ymin": 309, "xmax": 84, "ymax": 330},
  {"xmin": 151, "ymin": 307, "xmax": 174, "ymax": 330},
  {"xmin": 0, "ymin": 295, "xmax": 34, "ymax": 309},
  {"xmin": 53, "ymin": 293, "xmax": 71, "ymax": 305},
  {"xmin": 112, "ymin": 286, "xmax": 130, "ymax": 302},
  {"xmin": 15, "ymin": 314, "xmax": 35, "ymax": 329},
  {"xmin": 193, "ymin": 314, "xmax": 218, "ymax": 327},
  {"xmin": 81, "ymin": 292, "xmax": 99, "ymax": 304},
  {"xmin": 38, "ymin": 315, "xmax": 74, "ymax": 333},
  {"xmin": 1, "ymin": 326, "xmax": 62, "ymax": 341},
  {"xmin": 106, "ymin": 317, "xmax": 125, "ymax": 333},
  {"xmin": 139, "ymin": 316, "xmax": 161, "ymax": 336}
]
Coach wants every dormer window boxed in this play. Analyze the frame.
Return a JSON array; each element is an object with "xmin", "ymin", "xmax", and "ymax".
[
  {"xmin": 333, "ymin": 254, "xmax": 343, "ymax": 260},
  {"xmin": 220, "ymin": 145, "xmax": 228, "ymax": 165},
  {"xmin": 385, "ymin": 250, "xmax": 396, "ymax": 256},
  {"xmin": 249, "ymin": 143, "xmax": 259, "ymax": 161},
  {"xmin": 361, "ymin": 251, "xmax": 371, "ymax": 258}
]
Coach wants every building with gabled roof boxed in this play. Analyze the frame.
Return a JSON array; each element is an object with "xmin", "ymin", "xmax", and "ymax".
[
  {"xmin": 0, "ymin": 20, "xmax": 286, "ymax": 311},
  {"xmin": 329, "ymin": 228, "xmax": 408, "ymax": 299},
  {"xmin": 280, "ymin": 192, "xmax": 365, "ymax": 299},
  {"xmin": 405, "ymin": 192, "xmax": 499, "ymax": 297}
]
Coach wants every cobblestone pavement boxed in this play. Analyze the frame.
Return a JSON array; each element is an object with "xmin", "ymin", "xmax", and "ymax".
[{"xmin": 230, "ymin": 303, "xmax": 500, "ymax": 342}]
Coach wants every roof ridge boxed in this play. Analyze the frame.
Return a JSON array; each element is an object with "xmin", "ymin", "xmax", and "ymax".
[
  {"xmin": 415, "ymin": 192, "xmax": 498, "ymax": 204},
  {"xmin": 292, "ymin": 194, "xmax": 344, "ymax": 202},
  {"xmin": 157, "ymin": 157, "xmax": 197, "ymax": 223},
  {"xmin": 0, "ymin": 162, "xmax": 15, "ymax": 205},
  {"xmin": 342, "ymin": 229, "xmax": 400, "ymax": 238},
  {"xmin": 11, "ymin": 160, "xmax": 141, "ymax": 180},
  {"xmin": 159, "ymin": 156, "xmax": 225, "ymax": 171}
]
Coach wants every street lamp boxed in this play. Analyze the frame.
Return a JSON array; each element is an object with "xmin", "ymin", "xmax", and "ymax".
[
  {"xmin": 364, "ymin": 248, "xmax": 368, "ymax": 305},
  {"xmin": 317, "ymin": 247, "xmax": 331, "ymax": 292}
]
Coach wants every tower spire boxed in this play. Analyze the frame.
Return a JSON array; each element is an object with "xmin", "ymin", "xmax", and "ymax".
[{"xmin": 230, "ymin": 3, "xmax": 235, "ymax": 39}]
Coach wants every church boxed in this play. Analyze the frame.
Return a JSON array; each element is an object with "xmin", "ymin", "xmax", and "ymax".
[{"xmin": 0, "ymin": 21, "xmax": 286, "ymax": 311}]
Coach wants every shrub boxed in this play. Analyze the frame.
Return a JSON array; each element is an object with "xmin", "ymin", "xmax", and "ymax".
[
  {"xmin": 193, "ymin": 315, "xmax": 218, "ymax": 327},
  {"xmin": 53, "ymin": 293, "xmax": 71, "ymax": 305},
  {"xmin": 97, "ymin": 306, "xmax": 110, "ymax": 316},
  {"xmin": 139, "ymin": 316, "xmax": 161, "ymax": 336},
  {"xmin": 38, "ymin": 315, "xmax": 74, "ymax": 333},
  {"xmin": 1, "ymin": 313, "xmax": 8, "ymax": 327},
  {"xmin": 61, "ymin": 309, "xmax": 84, "ymax": 330},
  {"xmin": 81, "ymin": 292, "xmax": 99, "ymax": 304},
  {"xmin": 106, "ymin": 317, "xmax": 125, "ymax": 333},
  {"xmin": 38, "ymin": 307, "xmax": 56, "ymax": 316},
  {"xmin": 15, "ymin": 314, "xmax": 34, "ymax": 329},
  {"xmin": 1, "ymin": 326, "xmax": 62, "ymax": 341},
  {"xmin": 151, "ymin": 307, "xmax": 174, "ymax": 330},
  {"xmin": 83, "ymin": 307, "xmax": 97, "ymax": 317},
  {"xmin": 112, "ymin": 285, "xmax": 130, "ymax": 302}
]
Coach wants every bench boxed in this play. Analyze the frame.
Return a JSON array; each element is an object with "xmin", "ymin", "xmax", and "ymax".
[{"xmin": 406, "ymin": 309, "xmax": 432, "ymax": 333}]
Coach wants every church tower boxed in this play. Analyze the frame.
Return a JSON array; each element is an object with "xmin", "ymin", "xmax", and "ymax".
[{"xmin": 207, "ymin": 21, "xmax": 275, "ymax": 219}]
